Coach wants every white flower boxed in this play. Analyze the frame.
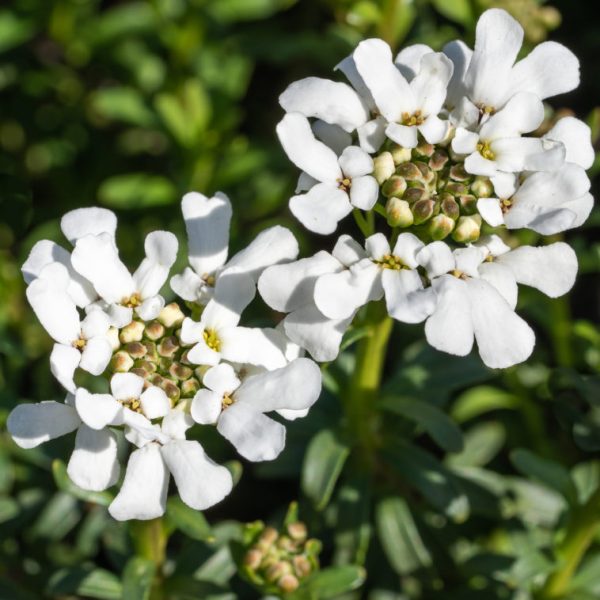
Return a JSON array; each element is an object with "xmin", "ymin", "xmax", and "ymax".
[
  {"xmin": 180, "ymin": 295, "xmax": 286, "ymax": 370},
  {"xmin": 313, "ymin": 233, "xmax": 435, "ymax": 324},
  {"xmin": 171, "ymin": 191, "xmax": 298, "ymax": 305},
  {"xmin": 418, "ymin": 243, "xmax": 535, "ymax": 368},
  {"xmin": 190, "ymin": 359, "xmax": 321, "ymax": 462},
  {"xmin": 443, "ymin": 8, "xmax": 579, "ymax": 115},
  {"xmin": 258, "ymin": 249, "xmax": 356, "ymax": 362},
  {"xmin": 71, "ymin": 229, "xmax": 178, "ymax": 327},
  {"xmin": 277, "ymin": 112, "xmax": 379, "ymax": 234},
  {"xmin": 25, "ymin": 262, "xmax": 114, "ymax": 393},
  {"xmin": 451, "ymin": 92, "xmax": 562, "ymax": 178},
  {"xmin": 352, "ymin": 39, "xmax": 453, "ymax": 148}
]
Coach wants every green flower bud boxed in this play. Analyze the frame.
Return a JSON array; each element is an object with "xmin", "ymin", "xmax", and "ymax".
[
  {"xmin": 265, "ymin": 561, "xmax": 292, "ymax": 584},
  {"xmin": 539, "ymin": 6, "xmax": 561, "ymax": 28},
  {"xmin": 440, "ymin": 194, "xmax": 459, "ymax": 220},
  {"xmin": 158, "ymin": 303, "xmax": 185, "ymax": 328},
  {"xmin": 471, "ymin": 176, "xmax": 493, "ymax": 198},
  {"xmin": 429, "ymin": 150, "xmax": 449, "ymax": 171},
  {"xmin": 278, "ymin": 574, "xmax": 300, "ymax": 593},
  {"xmin": 396, "ymin": 161, "xmax": 422, "ymax": 181},
  {"xmin": 385, "ymin": 198, "xmax": 414, "ymax": 227},
  {"xmin": 130, "ymin": 367, "xmax": 148, "ymax": 379},
  {"xmin": 244, "ymin": 548, "xmax": 263, "ymax": 570},
  {"xmin": 287, "ymin": 521, "xmax": 307, "ymax": 542},
  {"xmin": 459, "ymin": 194, "xmax": 477, "ymax": 215},
  {"xmin": 133, "ymin": 359, "xmax": 157, "ymax": 375},
  {"xmin": 119, "ymin": 320, "xmax": 145, "ymax": 344},
  {"xmin": 414, "ymin": 141, "xmax": 434, "ymax": 158},
  {"xmin": 452, "ymin": 215, "xmax": 482, "ymax": 243},
  {"xmin": 381, "ymin": 175, "xmax": 407, "ymax": 198},
  {"xmin": 293, "ymin": 555, "xmax": 312, "ymax": 578},
  {"xmin": 449, "ymin": 164, "xmax": 470, "ymax": 182},
  {"xmin": 428, "ymin": 214, "xmax": 455, "ymax": 240},
  {"xmin": 158, "ymin": 336, "xmax": 179, "ymax": 358},
  {"xmin": 445, "ymin": 181, "xmax": 468, "ymax": 196},
  {"xmin": 169, "ymin": 362, "xmax": 193, "ymax": 381},
  {"xmin": 111, "ymin": 350, "xmax": 134, "ymax": 373},
  {"xmin": 258, "ymin": 527, "xmax": 278, "ymax": 551},
  {"xmin": 412, "ymin": 198, "xmax": 435, "ymax": 224},
  {"xmin": 404, "ymin": 187, "xmax": 425, "ymax": 203},
  {"xmin": 415, "ymin": 161, "xmax": 435, "ymax": 184},
  {"xmin": 277, "ymin": 534, "xmax": 296, "ymax": 552},
  {"xmin": 373, "ymin": 151, "xmax": 395, "ymax": 184},
  {"xmin": 124, "ymin": 341, "xmax": 147, "ymax": 359},
  {"xmin": 161, "ymin": 379, "xmax": 181, "ymax": 403},
  {"xmin": 142, "ymin": 341, "xmax": 158, "ymax": 360},
  {"xmin": 390, "ymin": 145, "xmax": 412, "ymax": 165},
  {"xmin": 144, "ymin": 321, "xmax": 165, "ymax": 341},
  {"xmin": 180, "ymin": 377, "xmax": 200, "ymax": 397}
]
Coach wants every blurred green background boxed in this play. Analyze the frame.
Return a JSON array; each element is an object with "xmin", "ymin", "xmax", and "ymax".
[{"xmin": 1, "ymin": 0, "xmax": 599, "ymax": 598}]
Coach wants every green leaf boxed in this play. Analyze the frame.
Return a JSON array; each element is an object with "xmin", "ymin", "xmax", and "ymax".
[
  {"xmin": 451, "ymin": 385, "xmax": 520, "ymax": 423},
  {"xmin": 302, "ymin": 429, "xmax": 350, "ymax": 511},
  {"xmin": 383, "ymin": 439, "xmax": 470, "ymax": 522},
  {"xmin": 510, "ymin": 449, "xmax": 578, "ymax": 505},
  {"xmin": 122, "ymin": 558, "xmax": 155, "ymax": 600},
  {"xmin": 166, "ymin": 496, "xmax": 214, "ymax": 542},
  {"xmin": 447, "ymin": 422, "xmax": 506, "ymax": 468},
  {"xmin": 0, "ymin": 497, "xmax": 19, "ymax": 523},
  {"xmin": 380, "ymin": 395, "xmax": 464, "ymax": 453},
  {"xmin": 376, "ymin": 497, "xmax": 431, "ymax": 575},
  {"xmin": 47, "ymin": 568, "xmax": 122, "ymax": 600},
  {"xmin": 52, "ymin": 459, "xmax": 113, "ymax": 506},
  {"xmin": 299, "ymin": 565, "xmax": 366, "ymax": 599},
  {"xmin": 30, "ymin": 491, "xmax": 80, "ymax": 541},
  {"xmin": 98, "ymin": 173, "xmax": 177, "ymax": 209},
  {"xmin": 432, "ymin": 0, "xmax": 473, "ymax": 26},
  {"xmin": 0, "ymin": 11, "xmax": 35, "ymax": 53},
  {"xmin": 91, "ymin": 87, "xmax": 156, "ymax": 127},
  {"xmin": 206, "ymin": 0, "xmax": 297, "ymax": 23},
  {"xmin": 164, "ymin": 577, "xmax": 235, "ymax": 600}
]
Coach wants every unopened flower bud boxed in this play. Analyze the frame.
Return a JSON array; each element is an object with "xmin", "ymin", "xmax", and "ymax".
[
  {"xmin": 144, "ymin": 321, "xmax": 165, "ymax": 341},
  {"xmin": 244, "ymin": 548, "xmax": 263, "ymax": 570},
  {"xmin": 539, "ymin": 6, "xmax": 561, "ymax": 28},
  {"xmin": 133, "ymin": 359, "xmax": 157, "ymax": 375},
  {"xmin": 459, "ymin": 194, "xmax": 477, "ymax": 214},
  {"xmin": 158, "ymin": 303, "xmax": 184, "ymax": 328},
  {"xmin": 471, "ymin": 176, "xmax": 493, "ymax": 198},
  {"xmin": 396, "ymin": 161, "xmax": 422, "ymax": 181},
  {"xmin": 278, "ymin": 574, "xmax": 299, "ymax": 593},
  {"xmin": 265, "ymin": 561, "xmax": 291, "ymax": 583},
  {"xmin": 412, "ymin": 198, "xmax": 435, "ymax": 224},
  {"xmin": 169, "ymin": 362, "xmax": 193, "ymax": 381},
  {"xmin": 449, "ymin": 164, "xmax": 470, "ymax": 182},
  {"xmin": 277, "ymin": 534, "xmax": 296, "ymax": 552},
  {"xmin": 386, "ymin": 198, "xmax": 413, "ymax": 227},
  {"xmin": 180, "ymin": 377, "xmax": 200, "ymax": 397},
  {"xmin": 143, "ymin": 341, "xmax": 158, "ymax": 360},
  {"xmin": 429, "ymin": 150, "xmax": 449, "ymax": 171},
  {"xmin": 111, "ymin": 350, "xmax": 134, "ymax": 373},
  {"xmin": 158, "ymin": 336, "xmax": 179, "ymax": 358},
  {"xmin": 373, "ymin": 151, "xmax": 395, "ymax": 184},
  {"xmin": 161, "ymin": 380, "xmax": 181, "ymax": 402},
  {"xmin": 287, "ymin": 521, "xmax": 307, "ymax": 542},
  {"xmin": 415, "ymin": 162, "xmax": 434, "ymax": 184},
  {"xmin": 258, "ymin": 527, "xmax": 278, "ymax": 551},
  {"xmin": 441, "ymin": 195, "xmax": 460, "ymax": 220},
  {"xmin": 382, "ymin": 175, "xmax": 407, "ymax": 198},
  {"xmin": 414, "ymin": 141, "xmax": 434, "ymax": 157},
  {"xmin": 119, "ymin": 320, "xmax": 145, "ymax": 344},
  {"xmin": 404, "ymin": 187, "xmax": 425, "ymax": 203},
  {"xmin": 452, "ymin": 215, "xmax": 482, "ymax": 243},
  {"xmin": 445, "ymin": 181, "xmax": 468, "ymax": 196},
  {"xmin": 124, "ymin": 341, "xmax": 147, "ymax": 359},
  {"xmin": 428, "ymin": 214, "xmax": 455, "ymax": 240},
  {"xmin": 390, "ymin": 145, "xmax": 412, "ymax": 165},
  {"xmin": 293, "ymin": 555, "xmax": 312, "ymax": 578}
]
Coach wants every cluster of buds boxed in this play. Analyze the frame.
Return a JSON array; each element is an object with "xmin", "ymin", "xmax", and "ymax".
[
  {"xmin": 240, "ymin": 510, "xmax": 321, "ymax": 595},
  {"xmin": 110, "ymin": 302, "xmax": 200, "ymax": 405},
  {"xmin": 375, "ymin": 140, "xmax": 489, "ymax": 243}
]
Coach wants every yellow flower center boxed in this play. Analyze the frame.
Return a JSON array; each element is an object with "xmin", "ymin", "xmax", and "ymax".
[
  {"xmin": 202, "ymin": 273, "xmax": 216, "ymax": 287},
  {"xmin": 401, "ymin": 110, "xmax": 425, "ymax": 126},
  {"xmin": 122, "ymin": 292, "xmax": 142, "ymax": 308},
  {"xmin": 477, "ymin": 140, "xmax": 495, "ymax": 161},
  {"xmin": 203, "ymin": 328, "xmax": 221, "ymax": 352},
  {"xmin": 477, "ymin": 103, "xmax": 496, "ymax": 116},
  {"xmin": 120, "ymin": 397, "xmax": 142, "ymax": 413},
  {"xmin": 450, "ymin": 269, "xmax": 469, "ymax": 280},
  {"xmin": 221, "ymin": 393, "xmax": 235, "ymax": 411},
  {"xmin": 501, "ymin": 198, "xmax": 513, "ymax": 213},
  {"xmin": 337, "ymin": 177, "xmax": 352, "ymax": 192},
  {"xmin": 72, "ymin": 337, "xmax": 86, "ymax": 350},
  {"xmin": 375, "ymin": 254, "xmax": 407, "ymax": 271}
]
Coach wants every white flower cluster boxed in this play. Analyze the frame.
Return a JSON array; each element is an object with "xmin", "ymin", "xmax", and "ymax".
[
  {"xmin": 9, "ymin": 197, "xmax": 322, "ymax": 520},
  {"xmin": 269, "ymin": 8, "xmax": 593, "ymax": 368}
]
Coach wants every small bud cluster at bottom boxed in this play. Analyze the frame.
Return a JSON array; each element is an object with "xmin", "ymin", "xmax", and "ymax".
[
  {"xmin": 241, "ymin": 519, "xmax": 321, "ymax": 595},
  {"xmin": 109, "ymin": 302, "xmax": 202, "ymax": 405}
]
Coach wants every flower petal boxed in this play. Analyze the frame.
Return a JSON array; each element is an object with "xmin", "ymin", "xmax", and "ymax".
[
  {"xmin": 135, "ymin": 296, "xmax": 165, "ymax": 322},
  {"xmin": 203, "ymin": 363, "xmax": 241, "ymax": 396},
  {"xmin": 395, "ymin": 44, "xmax": 434, "ymax": 80},
  {"xmin": 50, "ymin": 344, "xmax": 81, "ymax": 394},
  {"xmin": 443, "ymin": 40, "xmax": 473, "ymax": 109},
  {"xmin": 111, "ymin": 372, "xmax": 145, "ymax": 401},
  {"xmin": 477, "ymin": 261, "xmax": 518, "ymax": 309},
  {"xmin": 7, "ymin": 401, "xmax": 80, "ymax": 449},
  {"xmin": 75, "ymin": 388, "xmax": 124, "ymax": 430},
  {"xmin": 333, "ymin": 235, "xmax": 367, "ymax": 266},
  {"xmin": 385, "ymin": 123, "xmax": 418, "ymax": 148},
  {"xmin": 186, "ymin": 339, "xmax": 221, "ymax": 367},
  {"xmin": 79, "ymin": 337, "xmax": 112, "ymax": 376},
  {"xmin": 312, "ymin": 120, "xmax": 353, "ymax": 155},
  {"xmin": 109, "ymin": 443, "xmax": 169, "ymax": 521},
  {"xmin": 392, "ymin": 232, "xmax": 426, "ymax": 268},
  {"xmin": 170, "ymin": 267, "xmax": 205, "ymax": 303},
  {"xmin": 382, "ymin": 269, "xmax": 435, "ymax": 323},
  {"xmin": 365, "ymin": 232, "xmax": 391, "ymax": 260},
  {"xmin": 419, "ymin": 115, "xmax": 450, "ymax": 145},
  {"xmin": 161, "ymin": 440, "xmax": 233, "ymax": 510},
  {"xmin": 211, "ymin": 269, "xmax": 256, "ymax": 321},
  {"xmin": 349, "ymin": 176, "xmax": 379, "ymax": 210},
  {"xmin": 479, "ymin": 92, "xmax": 544, "ymax": 139},
  {"xmin": 67, "ymin": 425, "xmax": 119, "ymax": 491},
  {"xmin": 477, "ymin": 198, "xmax": 505, "ymax": 227},
  {"xmin": 339, "ymin": 146, "xmax": 373, "ymax": 178},
  {"xmin": 220, "ymin": 327, "xmax": 287, "ymax": 369},
  {"xmin": 410, "ymin": 52, "xmax": 453, "ymax": 117},
  {"xmin": 191, "ymin": 389, "xmax": 223, "ymax": 424},
  {"xmin": 133, "ymin": 231, "xmax": 178, "ymax": 299},
  {"xmin": 357, "ymin": 116, "xmax": 387, "ymax": 153},
  {"xmin": 417, "ymin": 241, "xmax": 454, "ymax": 278},
  {"xmin": 140, "ymin": 386, "xmax": 171, "ymax": 419},
  {"xmin": 61, "ymin": 207, "xmax": 117, "ymax": 245},
  {"xmin": 543, "ymin": 117, "xmax": 594, "ymax": 170}
]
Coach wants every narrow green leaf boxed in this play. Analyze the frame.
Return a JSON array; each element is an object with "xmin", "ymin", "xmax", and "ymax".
[
  {"xmin": 0, "ymin": 497, "xmax": 19, "ymax": 523},
  {"xmin": 0, "ymin": 11, "xmax": 35, "ymax": 53},
  {"xmin": 432, "ymin": 0, "xmax": 473, "ymax": 25},
  {"xmin": 447, "ymin": 422, "xmax": 505, "ymax": 468},
  {"xmin": 98, "ymin": 173, "xmax": 177, "ymax": 209},
  {"xmin": 510, "ymin": 449, "xmax": 578, "ymax": 505},
  {"xmin": 47, "ymin": 568, "xmax": 122, "ymax": 600},
  {"xmin": 91, "ymin": 87, "xmax": 156, "ymax": 127},
  {"xmin": 166, "ymin": 496, "xmax": 214, "ymax": 542},
  {"xmin": 451, "ymin": 385, "xmax": 519, "ymax": 423},
  {"xmin": 122, "ymin": 557, "xmax": 155, "ymax": 600},
  {"xmin": 302, "ymin": 429, "xmax": 350, "ymax": 511},
  {"xmin": 52, "ymin": 459, "xmax": 113, "ymax": 506},
  {"xmin": 376, "ymin": 497, "xmax": 431, "ymax": 575},
  {"xmin": 380, "ymin": 395, "xmax": 464, "ymax": 453},
  {"xmin": 164, "ymin": 577, "xmax": 235, "ymax": 600},
  {"xmin": 300, "ymin": 565, "xmax": 366, "ymax": 599}
]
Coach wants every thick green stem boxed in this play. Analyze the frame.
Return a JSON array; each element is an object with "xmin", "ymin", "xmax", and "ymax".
[
  {"xmin": 345, "ymin": 302, "xmax": 393, "ymax": 456},
  {"xmin": 537, "ymin": 487, "xmax": 600, "ymax": 599},
  {"xmin": 130, "ymin": 518, "xmax": 169, "ymax": 599}
]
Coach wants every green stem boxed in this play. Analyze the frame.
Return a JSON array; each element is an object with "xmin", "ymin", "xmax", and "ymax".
[
  {"xmin": 345, "ymin": 302, "xmax": 394, "ymax": 457},
  {"xmin": 537, "ymin": 487, "xmax": 600, "ymax": 599},
  {"xmin": 353, "ymin": 208, "xmax": 373, "ymax": 237},
  {"xmin": 549, "ymin": 295, "xmax": 573, "ymax": 368},
  {"xmin": 130, "ymin": 518, "xmax": 169, "ymax": 599}
]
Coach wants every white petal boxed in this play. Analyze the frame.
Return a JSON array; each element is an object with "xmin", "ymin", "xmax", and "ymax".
[
  {"xmin": 106, "ymin": 304, "xmax": 133, "ymax": 328},
  {"xmin": 478, "ymin": 262, "xmax": 518, "ymax": 309},
  {"xmin": 465, "ymin": 8, "xmax": 524, "ymax": 109},
  {"xmin": 191, "ymin": 389, "xmax": 223, "ymax": 424},
  {"xmin": 181, "ymin": 191, "xmax": 231, "ymax": 277},
  {"xmin": 289, "ymin": 183, "xmax": 352, "ymax": 235},
  {"xmin": 419, "ymin": 115, "xmax": 450, "ymax": 144},
  {"xmin": 365, "ymin": 232, "xmax": 391, "ymax": 260},
  {"xmin": 201, "ymin": 296, "xmax": 240, "ymax": 330},
  {"xmin": 170, "ymin": 267, "xmax": 205, "ymax": 303},
  {"xmin": 544, "ymin": 117, "xmax": 594, "ymax": 170},
  {"xmin": 133, "ymin": 231, "xmax": 178, "ymax": 299},
  {"xmin": 140, "ymin": 386, "xmax": 171, "ymax": 419},
  {"xmin": 61, "ymin": 207, "xmax": 117, "ymax": 245},
  {"xmin": 276, "ymin": 113, "xmax": 342, "ymax": 183},
  {"xmin": 496, "ymin": 243, "xmax": 578, "ymax": 298},
  {"xmin": 75, "ymin": 388, "xmax": 124, "ymax": 430},
  {"xmin": 160, "ymin": 409, "xmax": 194, "ymax": 440},
  {"xmin": 335, "ymin": 54, "xmax": 376, "ymax": 110},
  {"xmin": 161, "ymin": 440, "xmax": 233, "ymax": 510},
  {"xmin": 220, "ymin": 327, "xmax": 287, "ymax": 369},
  {"xmin": 7, "ymin": 401, "xmax": 80, "ymax": 449},
  {"xmin": 79, "ymin": 337, "xmax": 112, "ymax": 376},
  {"xmin": 468, "ymin": 278, "xmax": 534, "ymax": 368},
  {"xmin": 226, "ymin": 225, "xmax": 299, "ymax": 282},
  {"xmin": 258, "ymin": 251, "xmax": 341, "ymax": 313},
  {"xmin": 217, "ymin": 403, "xmax": 286, "ymax": 462},
  {"xmin": 425, "ymin": 276, "xmax": 474, "ymax": 357},
  {"xmin": 111, "ymin": 372, "xmax": 145, "ymax": 401},
  {"xmin": 464, "ymin": 152, "xmax": 498, "ymax": 177},
  {"xmin": 353, "ymin": 38, "xmax": 413, "ymax": 121},
  {"xmin": 393, "ymin": 233, "xmax": 425, "ymax": 268},
  {"xmin": 479, "ymin": 92, "xmax": 544, "ymax": 139},
  {"xmin": 491, "ymin": 172, "xmax": 518, "ymax": 198},
  {"xmin": 313, "ymin": 120, "xmax": 353, "ymax": 155},
  {"xmin": 332, "ymin": 235, "xmax": 367, "ymax": 266},
  {"xmin": 67, "ymin": 425, "xmax": 119, "ymax": 491},
  {"xmin": 410, "ymin": 52, "xmax": 453, "ymax": 117},
  {"xmin": 395, "ymin": 44, "xmax": 434, "ymax": 80},
  {"xmin": 109, "ymin": 444, "xmax": 169, "ymax": 521},
  {"xmin": 50, "ymin": 344, "xmax": 81, "ymax": 394},
  {"xmin": 339, "ymin": 146, "xmax": 373, "ymax": 178},
  {"xmin": 135, "ymin": 295, "xmax": 165, "ymax": 321},
  {"xmin": 443, "ymin": 40, "xmax": 473, "ymax": 109},
  {"xmin": 477, "ymin": 198, "xmax": 505, "ymax": 227},
  {"xmin": 382, "ymin": 269, "xmax": 435, "ymax": 323},
  {"xmin": 203, "ymin": 363, "xmax": 241, "ymax": 396},
  {"xmin": 452, "ymin": 127, "xmax": 479, "ymax": 155},
  {"xmin": 417, "ymin": 241, "xmax": 454, "ymax": 278},
  {"xmin": 279, "ymin": 77, "xmax": 369, "ymax": 132},
  {"xmin": 180, "ymin": 317, "xmax": 204, "ymax": 344},
  {"xmin": 509, "ymin": 41, "xmax": 579, "ymax": 103},
  {"xmin": 187, "ymin": 339, "xmax": 221, "ymax": 367},
  {"xmin": 71, "ymin": 233, "xmax": 135, "ymax": 304},
  {"xmin": 277, "ymin": 408, "xmax": 310, "ymax": 421},
  {"xmin": 454, "ymin": 246, "xmax": 486, "ymax": 277},
  {"xmin": 26, "ymin": 262, "xmax": 81, "ymax": 345},
  {"xmin": 357, "ymin": 117, "xmax": 387, "ymax": 153},
  {"xmin": 81, "ymin": 311, "xmax": 110, "ymax": 339},
  {"xmin": 350, "ymin": 176, "xmax": 379, "ymax": 210},
  {"xmin": 449, "ymin": 97, "xmax": 480, "ymax": 128},
  {"xmin": 553, "ymin": 193, "xmax": 594, "ymax": 231},
  {"xmin": 211, "ymin": 268, "xmax": 255, "ymax": 321},
  {"xmin": 385, "ymin": 122, "xmax": 418, "ymax": 148}
]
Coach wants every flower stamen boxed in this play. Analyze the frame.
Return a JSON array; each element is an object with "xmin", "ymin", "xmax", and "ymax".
[
  {"xmin": 401, "ymin": 110, "xmax": 425, "ymax": 126},
  {"xmin": 374, "ymin": 254, "xmax": 407, "ymax": 271},
  {"xmin": 203, "ymin": 328, "xmax": 221, "ymax": 352},
  {"xmin": 476, "ymin": 140, "xmax": 495, "ymax": 161},
  {"xmin": 337, "ymin": 177, "xmax": 352, "ymax": 192}
]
